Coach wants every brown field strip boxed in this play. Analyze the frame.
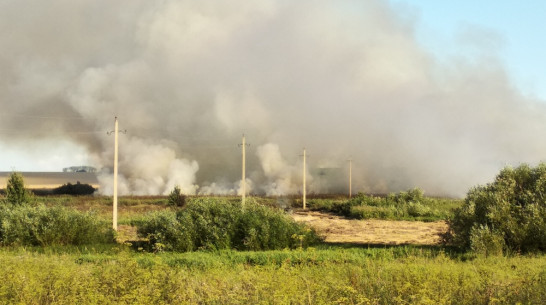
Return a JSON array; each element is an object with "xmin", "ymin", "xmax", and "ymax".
[{"xmin": 291, "ymin": 211, "xmax": 448, "ymax": 245}]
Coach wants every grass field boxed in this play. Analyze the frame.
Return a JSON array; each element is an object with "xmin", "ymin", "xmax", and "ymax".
[
  {"xmin": 306, "ymin": 190, "xmax": 463, "ymax": 222},
  {"xmin": 1, "ymin": 245, "xmax": 545, "ymax": 304},
  {"xmin": 0, "ymin": 195, "xmax": 544, "ymax": 304}
]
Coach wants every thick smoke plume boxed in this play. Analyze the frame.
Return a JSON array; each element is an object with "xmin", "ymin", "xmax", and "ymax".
[{"xmin": 1, "ymin": 0, "xmax": 546, "ymax": 196}]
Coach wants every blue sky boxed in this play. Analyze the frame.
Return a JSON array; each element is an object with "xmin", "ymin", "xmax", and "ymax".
[{"xmin": 401, "ymin": 0, "xmax": 546, "ymax": 100}]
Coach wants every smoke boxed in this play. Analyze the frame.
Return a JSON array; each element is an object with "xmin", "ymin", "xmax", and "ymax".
[
  {"xmin": 1, "ymin": 0, "xmax": 546, "ymax": 196},
  {"xmin": 116, "ymin": 137, "xmax": 199, "ymax": 195},
  {"xmin": 256, "ymin": 143, "xmax": 307, "ymax": 196}
]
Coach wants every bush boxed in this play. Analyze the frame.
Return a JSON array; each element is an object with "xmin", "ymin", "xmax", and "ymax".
[
  {"xmin": 406, "ymin": 202, "xmax": 432, "ymax": 217},
  {"xmin": 133, "ymin": 198, "xmax": 321, "ymax": 251},
  {"xmin": 387, "ymin": 187, "xmax": 425, "ymax": 205},
  {"xmin": 469, "ymin": 225, "xmax": 505, "ymax": 257},
  {"xmin": 0, "ymin": 204, "xmax": 115, "ymax": 246},
  {"xmin": 167, "ymin": 185, "xmax": 186, "ymax": 208},
  {"xmin": 308, "ymin": 189, "xmax": 447, "ymax": 221},
  {"xmin": 446, "ymin": 163, "xmax": 546, "ymax": 253},
  {"xmin": 52, "ymin": 182, "xmax": 96, "ymax": 195},
  {"xmin": 5, "ymin": 172, "xmax": 31, "ymax": 205}
]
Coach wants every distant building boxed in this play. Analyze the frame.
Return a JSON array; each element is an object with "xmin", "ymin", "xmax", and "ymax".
[{"xmin": 63, "ymin": 166, "xmax": 97, "ymax": 173}]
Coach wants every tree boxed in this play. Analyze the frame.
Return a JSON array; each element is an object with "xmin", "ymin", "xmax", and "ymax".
[
  {"xmin": 167, "ymin": 185, "xmax": 186, "ymax": 208},
  {"xmin": 446, "ymin": 163, "xmax": 546, "ymax": 254},
  {"xmin": 6, "ymin": 172, "xmax": 31, "ymax": 205},
  {"xmin": 52, "ymin": 182, "xmax": 96, "ymax": 195}
]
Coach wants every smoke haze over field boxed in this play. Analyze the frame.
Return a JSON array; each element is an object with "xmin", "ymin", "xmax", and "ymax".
[{"xmin": 1, "ymin": 0, "xmax": 546, "ymax": 196}]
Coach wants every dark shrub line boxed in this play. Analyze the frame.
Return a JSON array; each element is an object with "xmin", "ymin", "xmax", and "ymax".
[
  {"xmin": 0, "ymin": 204, "xmax": 115, "ymax": 246},
  {"xmin": 132, "ymin": 198, "xmax": 321, "ymax": 252}
]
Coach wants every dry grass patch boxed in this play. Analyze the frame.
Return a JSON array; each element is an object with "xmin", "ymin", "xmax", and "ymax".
[{"xmin": 292, "ymin": 210, "xmax": 448, "ymax": 245}]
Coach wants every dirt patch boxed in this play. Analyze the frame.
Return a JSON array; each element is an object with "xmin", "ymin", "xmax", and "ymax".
[{"xmin": 291, "ymin": 210, "xmax": 448, "ymax": 245}]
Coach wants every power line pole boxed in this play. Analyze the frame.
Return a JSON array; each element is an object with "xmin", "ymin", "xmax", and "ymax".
[
  {"xmin": 107, "ymin": 117, "xmax": 126, "ymax": 231},
  {"xmin": 302, "ymin": 148, "xmax": 307, "ymax": 210},
  {"xmin": 239, "ymin": 134, "xmax": 249, "ymax": 207},
  {"xmin": 112, "ymin": 117, "xmax": 119, "ymax": 231}
]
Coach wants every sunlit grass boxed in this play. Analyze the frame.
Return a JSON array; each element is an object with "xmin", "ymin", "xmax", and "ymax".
[{"xmin": 0, "ymin": 245, "xmax": 544, "ymax": 304}]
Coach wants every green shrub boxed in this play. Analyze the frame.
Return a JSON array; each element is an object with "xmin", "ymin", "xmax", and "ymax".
[
  {"xmin": 133, "ymin": 198, "xmax": 321, "ymax": 251},
  {"xmin": 308, "ymin": 189, "xmax": 450, "ymax": 221},
  {"xmin": 447, "ymin": 163, "xmax": 546, "ymax": 253},
  {"xmin": 406, "ymin": 202, "xmax": 432, "ymax": 217},
  {"xmin": 5, "ymin": 172, "xmax": 31, "ymax": 206},
  {"xmin": 387, "ymin": 187, "xmax": 425, "ymax": 205},
  {"xmin": 133, "ymin": 209, "xmax": 194, "ymax": 252},
  {"xmin": 167, "ymin": 185, "xmax": 186, "ymax": 208},
  {"xmin": 0, "ymin": 204, "xmax": 114, "ymax": 246},
  {"xmin": 470, "ymin": 225, "xmax": 505, "ymax": 257}
]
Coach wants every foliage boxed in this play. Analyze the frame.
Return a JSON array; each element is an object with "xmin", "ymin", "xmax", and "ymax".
[
  {"xmin": 133, "ymin": 198, "xmax": 321, "ymax": 251},
  {"xmin": 308, "ymin": 188, "xmax": 461, "ymax": 221},
  {"xmin": 0, "ymin": 194, "xmax": 545, "ymax": 303},
  {"xmin": 52, "ymin": 182, "xmax": 96, "ymax": 195},
  {"xmin": 447, "ymin": 163, "xmax": 546, "ymax": 253},
  {"xmin": 0, "ymin": 204, "xmax": 115, "ymax": 246},
  {"xmin": 0, "ymin": 247, "xmax": 545, "ymax": 304},
  {"xmin": 167, "ymin": 185, "xmax": 186, "ymax": 208},
  {"xmin": 5, "ymin": 172, "xmax": 31, "ymax": 205},
  {"xmin": 469, "ymin": 225, "xmax": 505, "ymax": 257}
]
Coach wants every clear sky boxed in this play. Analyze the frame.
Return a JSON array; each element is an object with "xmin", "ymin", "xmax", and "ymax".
[{"xmin": 401, "ymin": 0, "xmax": 546, "ymax": 100}]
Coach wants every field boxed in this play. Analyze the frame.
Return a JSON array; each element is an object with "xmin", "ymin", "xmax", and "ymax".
[
  {"xmin": 1, "ymin": 195, "xmax": 545, "ymax": 304},
  {"xmin": 292, "ymin": 211, "xmax": 448, "ymax": 245}
]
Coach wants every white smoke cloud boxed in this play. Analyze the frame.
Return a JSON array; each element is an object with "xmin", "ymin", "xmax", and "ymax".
[
  {"xmin": 198, "ymin": 182, "xmax": 237, "ymax": 196},
  {"xmin": 97, "ymin": 171, "xmax": 131, "ymax": 197},
  {"xmin": 115, "ymin": 137, "xmax": 199, "ymax": 195},
  {"xmin": 256, "ymin": 143, "xmax": 312, "ymax": 196},
  {"xmin": 197, "ymin": 178, "xmax": 253, "ymax": 196},
  {"xmin": 1, "ymin": 0, "xmax": 546, "ymax": 197}
]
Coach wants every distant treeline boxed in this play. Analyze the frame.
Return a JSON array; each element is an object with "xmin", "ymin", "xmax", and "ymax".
[{"xmin": 0, "ymin": 182, "xmax": 97, "ymax": 196}]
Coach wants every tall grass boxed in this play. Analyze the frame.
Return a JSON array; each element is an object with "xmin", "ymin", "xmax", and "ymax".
[
  {"xmin": 0, "ymin": 204, "xmax": 114, "ymax": 246},
  {"xmin": 0, "ymin": 247, "xmax": 544, "ymax": 304},
  {"xmin": 308, "ymin": 188, "xmax": 462, "ymax": 221}
]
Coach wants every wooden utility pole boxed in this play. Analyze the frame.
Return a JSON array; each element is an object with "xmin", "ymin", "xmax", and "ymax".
[
  {"xmin": 239, "ymin": 134, "xmax": 249, "ymax": 207},
  {"xmin": 112, "ymin": 117, "xmax": 119, "ymax": 231},
  {"xmin": 108, "ymin": 116, "xmax": 126, "ymax": 231},
  {"xmin": 302, "ymin": 148, "xmax": 307, "ymax": 210},
  {"xmin": 241, "ymin": 134, "xmax": 246, "ymax": 206}
]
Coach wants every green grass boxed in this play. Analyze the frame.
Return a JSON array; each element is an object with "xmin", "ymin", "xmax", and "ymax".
[
  {"xmin": 307, "ymin": 190, "xmax": 463, "ymax": 222},
  {"xmin": 0, "ymin": 195, "xmax": 543, "ymax": 303},
  {"xmin": 0, "ymin": 245, "xmax": 544, "ymax": 304}
]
